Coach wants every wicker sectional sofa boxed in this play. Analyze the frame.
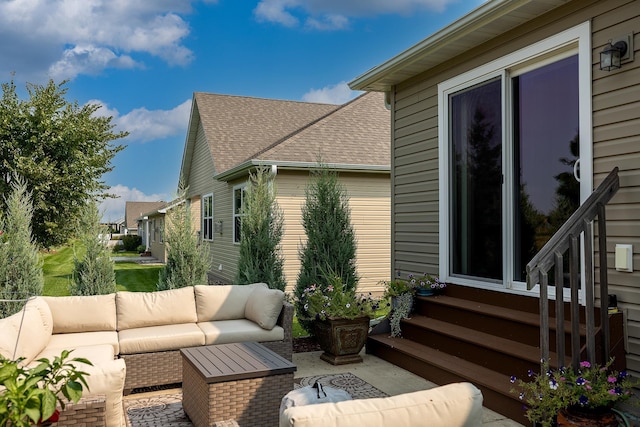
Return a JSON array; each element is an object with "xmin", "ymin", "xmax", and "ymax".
[{"xmin": 0, "ymin": 283, "xmax": 292, "ymax": 427}]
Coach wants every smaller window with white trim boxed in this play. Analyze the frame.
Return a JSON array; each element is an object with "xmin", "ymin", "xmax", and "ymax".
[
  {"xmin": 202, "ymin": 194, "xmax": 214, "ymax": 241},
  {"xmin": 233, "ymin": 185, "xmax": 246, "ymax": 244}
]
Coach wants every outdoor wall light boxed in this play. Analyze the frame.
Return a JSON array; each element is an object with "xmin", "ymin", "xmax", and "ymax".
[{"xmin": 600, "ymin": 40, "xmax": 628, "ymax": 71}]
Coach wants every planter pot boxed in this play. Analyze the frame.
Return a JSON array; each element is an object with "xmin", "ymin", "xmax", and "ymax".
[
  {"xmin": 416, "ymin": 287, "xmax": 438, "ymax": 297},
  {"xmin": 314, "ymin": 316, "xmax": 370, "ymax": 365},
  {"xmin": 391, "ymin": 294, "xmax": 413, "ymax": 313},
  {"xmin": 557, "ymin": 405, "xmax": 618, "ymax": 427}
]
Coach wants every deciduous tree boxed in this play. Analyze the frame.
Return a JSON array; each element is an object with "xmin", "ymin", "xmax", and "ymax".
[{"xmin": 0, "ymin": 79, "xmax": 126, "ymax": 248}]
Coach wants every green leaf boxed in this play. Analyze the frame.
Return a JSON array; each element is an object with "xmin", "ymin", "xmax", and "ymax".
[
  {"xmin": 65, "ymin": 380, "xmax": 83, "ymax": 403},
  {"xmin": 41, "ymin": 390, "xmax": 57, "ymax": 420}
]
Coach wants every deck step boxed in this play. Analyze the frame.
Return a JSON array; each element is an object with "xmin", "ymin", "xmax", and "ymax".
[
  {"xmin": 401, "ymin": 315, "xmax": 570, "ymax": 375},
  {"xmin": 415, "ymin": 295, "xmax": 586, "ymax": 350},
  {"xmin": 367, "ymin": 334, "xmax": 528, "ymax": 425}
]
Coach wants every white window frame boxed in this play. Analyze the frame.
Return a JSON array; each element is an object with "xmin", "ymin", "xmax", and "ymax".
[
  {"xmin": 232, "ymin": 184, "xmax": 246, "ymax": 244},
  {"xmin": 202, "ymin": 193, "xmax": 214, "ymax": 241},
  {"xmin": 437, "ymin": 21, "xmax": 592, "ymax": 296}
]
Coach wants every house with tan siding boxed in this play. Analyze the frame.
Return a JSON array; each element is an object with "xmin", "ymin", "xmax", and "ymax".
[
  {"xmin": 178, "ymin": 91, "xmax": 390, "ymax": 294},
  {"xmin": 349, "ymin": 0, "xmax": 640, "ymax": 421}
]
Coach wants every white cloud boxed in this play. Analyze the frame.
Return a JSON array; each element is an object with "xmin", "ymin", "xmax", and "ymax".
[
  {"xmin": 254, "ymin": 0, "xmax": 455, "ymax": 29},
  {"xmin": 0, "ymin": 0, "xmax": 209, "ymax": 81},
  {"xmin": 49, "ymin": 45, "xmax": 141, "ymax": 81},
  {"xmin": 99, "ymin": 185, "xmax": 169, "ymax": 223},
  {"xmin": 302, "ymin": 82, "xmax": 360, "ymax": 104},
  {"xmin": 89, "ymin": 99, "xmax": 192, "ymax": 143}
]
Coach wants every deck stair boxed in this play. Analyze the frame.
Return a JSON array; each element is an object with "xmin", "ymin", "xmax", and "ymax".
[{"xmin": 367, "ymin": 285, "xmax": 624, "ymax": 426}]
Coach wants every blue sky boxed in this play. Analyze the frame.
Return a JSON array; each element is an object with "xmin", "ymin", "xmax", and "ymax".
[{"xmin": 0, "ymin": 0, "xmax": 482, "ymax": 221}]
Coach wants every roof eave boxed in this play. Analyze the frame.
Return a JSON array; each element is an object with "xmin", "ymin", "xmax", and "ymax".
[
  {"xmin": 214, "ymin": 160, "xmax": 390, "ymax": 182},
  {"xmin": 349, "ymin": 0, "xmax": 567, "ymax": 91}
]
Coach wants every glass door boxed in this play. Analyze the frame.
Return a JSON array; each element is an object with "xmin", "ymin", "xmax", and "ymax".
[{"xmin": 512, "ymin": 55, "xmax": 580, "ymax": 285}]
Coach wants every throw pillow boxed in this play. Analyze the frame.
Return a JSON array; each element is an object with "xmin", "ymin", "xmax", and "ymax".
[{"xmin": 245, "ymin": 286, "xmax": 284, "ymax": 330}]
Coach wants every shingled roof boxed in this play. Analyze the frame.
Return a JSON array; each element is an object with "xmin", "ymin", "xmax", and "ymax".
[
  {"xmin": 124, "ymin": 201, "xmax": 167, "ymax": 230},
  {"xmin": 180, "ymin": 91, "xmax": 389, "ymax": 183}
]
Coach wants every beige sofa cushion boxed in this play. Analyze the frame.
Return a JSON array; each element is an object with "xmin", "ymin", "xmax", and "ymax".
[
  {"xmin": 47, "ymin": 331, "xmax": 120, "ymax": 355},
  {"xmin": 198, "ymin": 319, "xmax": 284, "ymax": 345},
  {"xmin": 280, "ymin": 382, "xmax": 483, "ymax": 427},
  {"xmin": 43, "ymin": 294, "xmax": 117, "ymax": 333},
  {"xmin": 245, "ymin": 287, "xmax": 284, "ymax": 330},
  {"xmin": 118, "ymin": 323, "xmax": 205, "ymax": 354},
  {"xmin": 116, "ymin": 287, "xmax": 197, "ymax": 330},
  {"xmin": 34, "ymin": 344, "xmax": 116, "ymax": 366},
  {"xmin": 0, "ymin": 297, "xmax": 52, "ymax": 364},
  {"xmin": 195, "ymin": 283, "xmax": 267, "ymax": 322}
]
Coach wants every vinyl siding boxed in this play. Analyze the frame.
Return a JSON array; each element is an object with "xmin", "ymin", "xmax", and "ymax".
[
  {"xmin": 391, "ymin": 0, "xmax": 640, "ymax": 374},
  {"xmin": 276, "ymin": 170, "xmax": 390, "ymax": 295},
  {"xmin": 591, "ymin": 0, "xmax": 640, "ymax": 376}
]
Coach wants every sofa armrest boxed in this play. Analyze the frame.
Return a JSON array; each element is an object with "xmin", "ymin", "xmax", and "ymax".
[{"xmin": 277, "ymin": 302, "xmax": 294, "ymax": 345}]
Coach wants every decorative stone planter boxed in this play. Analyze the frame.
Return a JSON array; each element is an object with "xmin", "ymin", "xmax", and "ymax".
[
  {"xmin": 557, "ymin": 405, "xmax": 618, "ymax": 427},
  {"xmin": 314, "ymin": 316, "xmax": 370, "ymax": 365}
]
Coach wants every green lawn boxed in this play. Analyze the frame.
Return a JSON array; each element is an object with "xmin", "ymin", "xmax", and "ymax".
[{"xmin": 42, "ymin": 245, "xmax": 159, "ymax": 295}]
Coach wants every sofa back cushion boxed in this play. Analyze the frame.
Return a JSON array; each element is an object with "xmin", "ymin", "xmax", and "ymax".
[
  {"xmin": 43, "ymin": 294, "xmax": 117, "ymax": 334},
  {"xmin": 116, "ymin": 287, "xmax": 197, "ymax": 330},
  {"xmin": 280, "ymin": 382, "xmax": 483, "ymax": 427},
  {"xmin": 195, "ymin": 283, "xmax": 267, "ymax": 322},
  {"xmin": 245, "ymin": 286, "xmax": 284, "ymax": 330},
  {"xmin": 0, "ymin": 297, "xmax": 52, "ymax": 364}
]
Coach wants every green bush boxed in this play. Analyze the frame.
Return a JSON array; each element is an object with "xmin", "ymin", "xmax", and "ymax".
[
  {"xmin": 0, "ymin": 176, "xmax": 44, "ymax": 317},
  {"xmin": 158, "ymin": 189, "xmax": 211, "ymax": 290},
  {"xmin": 70, "ymin": 202, "xmax": 116, "ymax": 296},
  {"xmin": 122, "ymin": 235, "xmax": 142, "ymax": 251},
  {"xmin": 136, "ymin": 245, "xmax": 146, "ymax": 253},
  {"xmin": 235, "ymin": 167, "xmax": 286, "ymax": 290},
  {"xmin": 295, "ymin": 166, "xmax": 359, "ymax": 334}
]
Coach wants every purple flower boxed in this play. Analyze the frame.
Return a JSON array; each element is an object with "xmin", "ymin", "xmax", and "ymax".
[
  {"xmin": 527, "ymin": 369, "xmax": 534, "ymax": 377},
  {"xmin": 576, "ymin": 377, "xmax": 586, "ymax": 386},
  {"xmin": 580, "ymin": 361, "xmax": 591, "ymax": 368},
  {"xmin": 578, "ymin": 395, "xmax": 589, "ymax": 406},
  {"xmin": 510, "ymin": 376, "xmax": 516, "ymax": 383},
  {"xmin": 607, "ymin": 376, "xmax": 617, "ymax": 383}
]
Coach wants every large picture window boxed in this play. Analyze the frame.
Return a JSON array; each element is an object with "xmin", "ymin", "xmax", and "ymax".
[
  {"xmin": 438, "ymin": 22, "xmax": 591, "ymax": 292},
  {"xmin": 202, "ymin": 194, "xmax": 214, "ymax": 241}
]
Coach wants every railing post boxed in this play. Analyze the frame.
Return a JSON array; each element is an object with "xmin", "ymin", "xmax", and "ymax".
[{"xmin": 598, "ymin": 203, "xmax": 610, "ymax": 362}]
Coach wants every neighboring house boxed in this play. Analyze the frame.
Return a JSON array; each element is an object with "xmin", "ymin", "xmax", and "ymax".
[
  {"xmin": 349, "ymin": 0, "xmax": 639, "ymax": 421},
  {"xmin": 124, "ymin": 201, "xmax": 166, "ymax": 236},
  {"xmin": 179, "ymin": 91, "xmax": 390, "ymax": 293},
  {"xmin": 137, "ymin": 202, "xmax": 169, "ymax": 260}
]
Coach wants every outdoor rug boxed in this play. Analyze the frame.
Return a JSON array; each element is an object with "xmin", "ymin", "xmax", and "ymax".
[{"xmin": 125, "ymin": 372, "xmax": 387, "ymax": 427}]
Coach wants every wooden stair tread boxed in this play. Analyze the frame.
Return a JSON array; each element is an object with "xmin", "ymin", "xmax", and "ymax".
[
  {"xmin": 404, "ymin": 315, "xmax": 571, "ymax": 366},
  {"xmin": 427, "ymin": 295, "xmax": 587, "ymax": 334},
  {"xmin": 369, "ymin": 334, "xmax": 514, "ymax": 398}
]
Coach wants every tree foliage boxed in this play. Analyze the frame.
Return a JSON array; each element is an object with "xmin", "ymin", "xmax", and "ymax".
[
  {"xmin": 0, "ymin": 79, "xmax": 126, "ymax": 249},
  {"xmin": 295, "ymin": 166, "xmax": 358, "ymax": 333},
  {"xmin": 157, "ymin": 190, "xmax": 211, "ymax": 290},
  {"xmin": 235, "ymin": 167, "xmax": 286, "ymax": 290},
  {"xmin": 0, "ymin": 177, "xmax": 43, "ymax": 317},
  {"xmin": 71, "ymin": 202, "xmax": 116, "ymax": 295}
]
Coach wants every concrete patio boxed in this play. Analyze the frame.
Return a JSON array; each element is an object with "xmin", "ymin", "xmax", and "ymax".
[{"xmin": 124, "ymin": 349, "xmax": 524, "ymax": 426}]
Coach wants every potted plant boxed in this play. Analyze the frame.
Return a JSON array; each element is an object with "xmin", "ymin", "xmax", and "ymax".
[
  {"xmin": 0, "ymin": 350, "xmax": 92, "ymax": 427},
  {"xmin": 299, "ymin": 273, "xmax": 380, "ymax": 365},
  {"xmin": 414, "ymin": 273, "xmax": 446, "ymax": 297},
  {"xmin": 510, "ymin": 359, "xmax": 636, "ymax": 427}
]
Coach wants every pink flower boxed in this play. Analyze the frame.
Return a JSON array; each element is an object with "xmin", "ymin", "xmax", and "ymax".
[
  {"xmin": 327, "ymin": 285, "xmax": 334, "ymax": 292},
  {"xmin": 608, "ymin": 376, "xmax": 617, "ymax": 383},
  {"xmin": 580, "ymin": 361, "xmax": 591, "ymax": 368}
]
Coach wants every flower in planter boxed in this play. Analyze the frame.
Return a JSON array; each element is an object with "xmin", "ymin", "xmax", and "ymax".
[
  {"xmin": 299, "ymin": 273, "xmax": 380, "ymax": 321},
  {"xmin": 510, "ymin": 359, "xmax": 636, "ymax": 427},
  {"xmin": 418, "ymin": 273, "xmax": 445, "ymax": 291},
  {"xmin": 382, "ymin": 278, "xmax": 415, "ymax": 299}
]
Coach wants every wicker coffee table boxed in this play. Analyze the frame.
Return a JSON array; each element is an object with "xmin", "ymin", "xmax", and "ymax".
[{"xmin": 181, "ymin": 342, "xmax": 297, "ymax": 427}]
